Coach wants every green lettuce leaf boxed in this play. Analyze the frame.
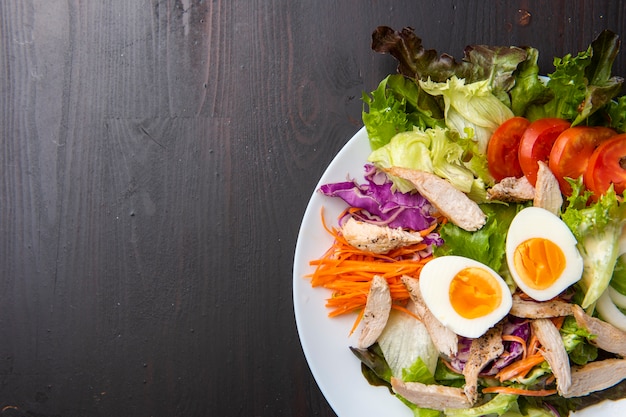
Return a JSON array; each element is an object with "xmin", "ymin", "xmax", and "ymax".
[
  {"xmin": 561, "ymin": 180, "xmax": 626, "ymax": 308},
  {"xmin": 362, "ymin": 74, "xmax": 445, "ymax": 150},
  {"xmin": 419, "ymin": 76, "xmax": 514, "ymax": 153},
  {"xmin": 509, "ymin": 47, "xmax": 552, "ymax": 117},
  {"xmin": 367, "ymin": 126, "xmax": 491, "ymax": 199},
  {"xmin": 524, "ymin": 30, "xmax": 624, "ymax": 125},
  {"xmin": 435, "ymin": 203, "xmax": 524, "ymax": 281},
  {"xmin": 611, "ymin": 254, "xmax": 626, "ymax": 295},
  {"xmin": 403, "ymin": 357, "xmax": 436, "ymax": 385},
  {"xmin": 362, "ymin": 75, "xmax": 415, "ymax": 150},
  {"xmin": 606, "ymin": 95, "xmax": 626, "ymax": 133},
  {"xmin": 560, "ymin": 316, "xmax": 598, "ymax": 365},
  {"xmin": 444, "ymin": 394, "xmax": 518, "ymax": 417}
]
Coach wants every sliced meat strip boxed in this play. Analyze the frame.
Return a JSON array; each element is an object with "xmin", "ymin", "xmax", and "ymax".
[
  {"xmin": 387, "ymin": 167, "xmax": 486, "ymax": 231},
  {"xmin": 401, "ymin": 275, "xmax": 458, "ymax": 358},
  {"xmin": 510, "ymin": 294, "xmax": 573, "ymax": 318},
  {"xmin": 563, "ymin": 358, "xmax": 626, "ymax": 398},
  {"xmin": 463, "ymin": 323, "xmax": 504, "ymax": 404},
  {"xmin": 533, "ymin": 161, "xmax": 563, "ymax": 216},
  {"xmin": 572, "ymin": 304, "xmax": 626, "ymax": 357},
  {"xmin": 531, "ymin": 318, "xmax": 571, "ymax": 395},
  {"xmin": 487, "ymin": 176, "xmax": 535, "ymax": 203},
  {"xmin": 391, "ymin": 377, "xmax": 472, "ymax": 410},
  {"xmin": 357, "ymin": 275, "xmax": 392, "ymax": 348},
  {"xmin": 340, "ymin": 217, "xmax": 423, "ymax": 254}
]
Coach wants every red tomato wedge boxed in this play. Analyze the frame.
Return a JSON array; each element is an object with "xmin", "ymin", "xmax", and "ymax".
[
  {"xmin": 584, "ymin": 133, "xmax": 626, "ymax": 197},
  {"xmin": 548, "ymin": 126, "xmax": 616, "ymax": 196},
  {"xmin": 487, "ymin": 117, "xmax": 530, "ymax": 181},
  {"xmin": 518, "ymin": 118, "xmax": 571, "ymax": 186}
]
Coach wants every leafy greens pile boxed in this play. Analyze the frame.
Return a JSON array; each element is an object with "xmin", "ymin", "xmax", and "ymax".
[
  {"xmin": 363, "ymin": 27, "xmax": 626, "ymax": 203},
  {"xmin": 349, "ymin": 27, "xmax": 626, "ymax": 417}
]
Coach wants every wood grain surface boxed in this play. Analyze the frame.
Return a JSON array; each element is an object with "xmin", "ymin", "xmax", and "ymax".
[{"xmin": 1, "ymin": 1, "xmax": 625, "ymax": 416}]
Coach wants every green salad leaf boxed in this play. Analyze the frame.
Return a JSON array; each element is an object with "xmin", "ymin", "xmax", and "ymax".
[
  {"xmin": 521, "ymin": 30, "xmax": 624, "ymax": 125},
  {"xmin": 367, "ymin": 126, "xmax": 492, "ymax": 200},
  {"xmin": 560, "ymin": 316, "xmax": 598, "ymax": 365},
  {"xmin": 370, "ymin": 26, "xmax": 527, "ymax": 94},
  {"xmin": 419, "ymin": 76, "xmax": 514, "ymax": 153},
  {"xmin": 435, "ymin": 203, "xmax": 524, "ymax": 281},
  {"xmin": 561, "ymin": 180, "xmax": 626, "ymax": 308},
  {"xmin": 362, "ymin": 75, "xmax": 415, "ymax": 150},
  {"xmin": 444, "ymin": 394, "xmax": 518, "ymax": 417}
]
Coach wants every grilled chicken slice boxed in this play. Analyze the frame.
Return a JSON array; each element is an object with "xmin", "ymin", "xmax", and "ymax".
[
  {"xmin": 510, "ymin": 294, "xmax": 573, "ymax": 318},
  {"xmin": 391, "ymin": 377, "xmax": 472, "ymax": 410},
  {"xmin": 463, "ymin": 323, "xmax": 504, "ymax": 404},
  {"xmin": 531, "ymin": 318, "xmax": 571, "ymax": 395},
  {"xmin": 357, "ymin": 275, "xmax": 392, "ymax": 348},
  {"xmin": 572, "ymin": 304, "xmax": 626, "ymax": 357},
  {"xmin": 387, "ymin": 167, "xmax": 486, "ymax": 231},
  {"xmin": 487, "ymin": 176, "xmax": 535, "ymax": 203},
  {"xmin": 533, "ymin": 161, "xmax": 563, "ymax": 215},
  {"xmin": 563, "ymin": 358, "xmax": 626, "ymax": 398},
  {"xmin": 401, "ymin": 276, "xmax": 458, "ymax": 358},
  {"xmin": 340, "ymin": 217, "xmax": 423, "ymax": 254}
]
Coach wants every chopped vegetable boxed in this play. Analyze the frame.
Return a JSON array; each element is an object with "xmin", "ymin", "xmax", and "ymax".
[
  {"xmin": 308, "ymin": 210, "xmax": 433, "ymax": 321},
  {"xmin": 522, "ymin": 30, "xmax": 624, "ymax": 126},
  {"xmin": 362, "ymin": 74, "xmax": 444, "ymax": 150},
  {"xmin": 319, "ymin": 164, "xmax": 439, "ymax": 233},
  {"xmin": 486, "ymin": 117, "xmax": 530, "ymax": 181},
  {"xmin": 367, "ymin": 126, "xmax": 492, "ymax": 200},
  {"xmin": 419, "ymin": 76, "xmax": 514, "ymax": 154},
  {"xmin": 561, "ymin": 180, "xmax": 626, "ymax": 308}
]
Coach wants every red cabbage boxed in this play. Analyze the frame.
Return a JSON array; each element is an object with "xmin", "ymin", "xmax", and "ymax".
[
  {"xmin": 319, "ymin": 165, "xmax": 441, "ymax": 246},
  {"xmin": 489, "ymin": 318, "xmax": 529, "ymax": 372},
  {"xmin": 449, "ymin": 317, "xmax": 529, "ymax": 375}
]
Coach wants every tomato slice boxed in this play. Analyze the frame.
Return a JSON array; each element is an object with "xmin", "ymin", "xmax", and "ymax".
[
  {"xmin": 584, "ymin": 133, "xmax": 626, "ymax": 197},
  {"xmin": 548, "ymin": 126, "xmax": 616, "ymax": 195},
  {"xmin": 518, "ymin": 118, "xmax": 571, "ymax": 186},
  {"xmin": 487, "ymin": 117, "xmax": 530, "ymax": 181}
]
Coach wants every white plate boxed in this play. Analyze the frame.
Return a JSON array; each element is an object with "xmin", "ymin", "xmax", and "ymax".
[{"xmin": 293, "ymin": 126, "xmax": 625, "ymax": 417}]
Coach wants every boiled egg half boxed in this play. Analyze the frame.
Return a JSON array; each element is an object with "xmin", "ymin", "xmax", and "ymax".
[
  {"xmin": 505, "ymin": 206, "xmax": 583, "ymax": 301},
  {"xmin": 419, "ymin": 255, "xmax": 512, "ymax": 338}
]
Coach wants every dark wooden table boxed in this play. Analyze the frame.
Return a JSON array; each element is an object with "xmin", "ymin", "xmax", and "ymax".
[{"xmin": 2, "ymin": 1, "xmax": 625, "ymax": 416}]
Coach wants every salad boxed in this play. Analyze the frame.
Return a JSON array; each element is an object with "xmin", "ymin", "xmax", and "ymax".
[{"xmin": 305, "ymin": 27, "xmax": 626, "ymax": 417}]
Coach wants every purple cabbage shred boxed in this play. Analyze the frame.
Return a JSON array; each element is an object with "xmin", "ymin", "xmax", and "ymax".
[
  {"xmin": 319, "ymin": 165, "xmax": 442, "ymax": 246},
  {"xmin": 449, "ymin": 317, "xmax": 530, "ymax": 375}
]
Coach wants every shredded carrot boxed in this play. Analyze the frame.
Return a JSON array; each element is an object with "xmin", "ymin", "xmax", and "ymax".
[
  {"xmin": 390, "ymin": 303, "xmax": 420, "ymax": 321},
  {"xmin": 307, "ymin": 208, "xmax": 436, "ymax": 325},
  {"xmin": 496, "ymin": 354, "xmax": 545, "ymax": 382},
  {"xmin": 551, "ymin": 316, "xmax": 565, "ymax": 330},
  {"xmin": 482, "ymin": 386, "xmax": 557, "ymax": 397},
  {"xmin": 527, "ymin": 332, "xmax": 541, "ymax": 356},
  {"xmin": 349, "ymin": 308, "xmax": 366, "ymax": 336}
]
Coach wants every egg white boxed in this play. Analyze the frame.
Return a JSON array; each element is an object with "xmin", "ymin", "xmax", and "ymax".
[
  {"xmin": 419, "ymin": 255, "xmax": 512, "ymax": 339},
  {"xmin": 505, "ymin": 206, "xmax": 583, "ymax": 301}
]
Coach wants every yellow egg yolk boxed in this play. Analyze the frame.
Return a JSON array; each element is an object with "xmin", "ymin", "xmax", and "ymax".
[
  {"xmin": 449, "ymin": 267, "xmax": 502, "ymax": 319},
  {"xmin": 513, "ymin": 237, "xmax": 566, "ymax": 290}
]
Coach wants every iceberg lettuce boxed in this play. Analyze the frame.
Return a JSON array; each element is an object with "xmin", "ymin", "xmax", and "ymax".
[
  {"xmin": 419, "ymin": 76, "xmax": 514, "ymax": 153},
  {"xmin": 367, "ymin": 126, "xmax": 492, "ymax": 201}
]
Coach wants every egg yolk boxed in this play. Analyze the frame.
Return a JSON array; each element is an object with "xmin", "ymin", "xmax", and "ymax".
[
  {"xmin": 449, "ymin": 267, "xmax": 502, "ymax": 319},
  {"xmin": 513, "ymin": 238, "xmax": 566, "ymax": 290}
]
